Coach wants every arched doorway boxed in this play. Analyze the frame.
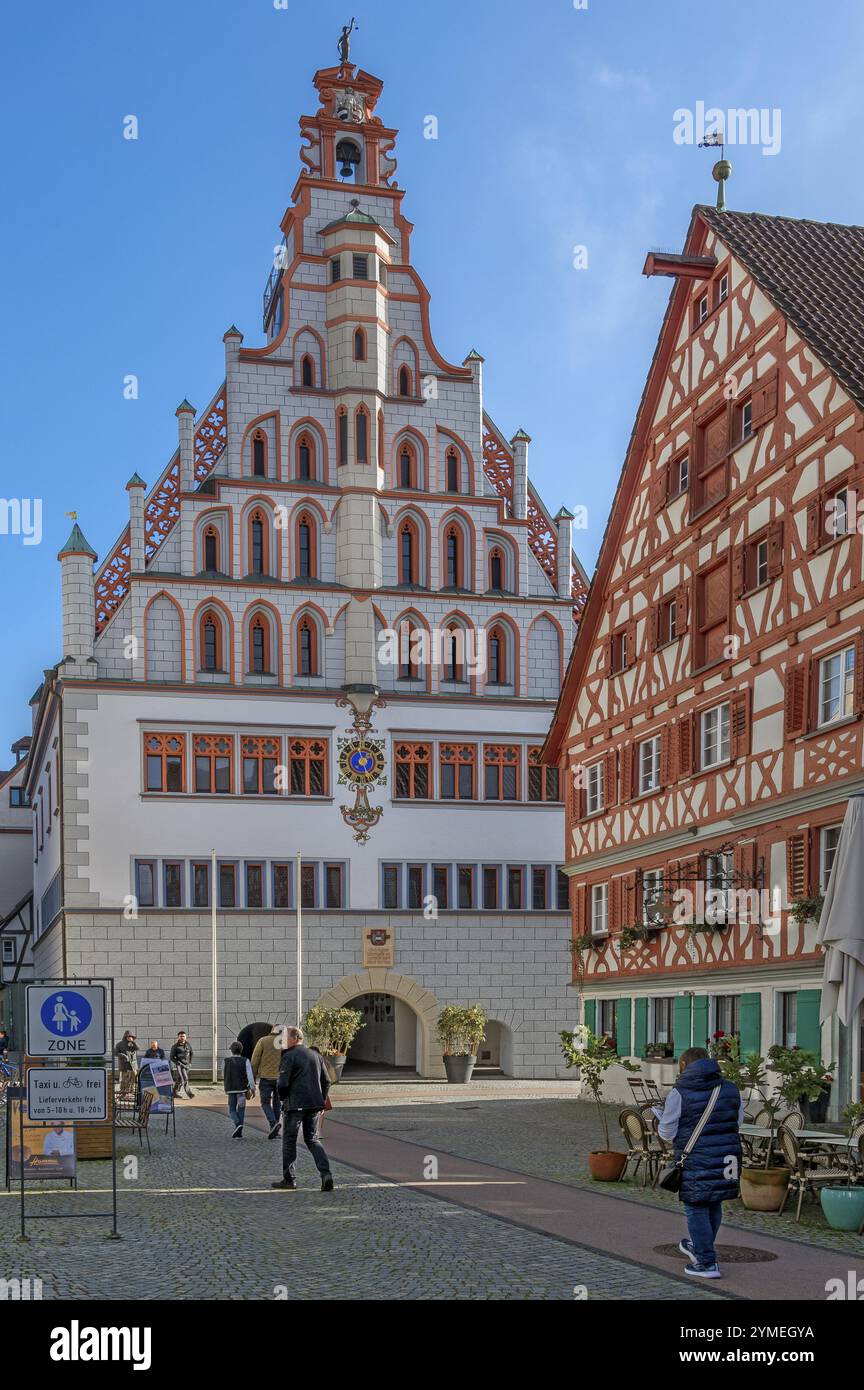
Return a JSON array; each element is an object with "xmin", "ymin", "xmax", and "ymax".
[
  {"xmin": 476, "ymin": 1019, "xmax": 514, "ymax": 1074},
  {"xmin": 343, "ymin": 993, "xmax": 419, "ymax": 1075},
  {"xmin": 309, "ymin": 970, "xmax": 446, "ymax": 1078}
]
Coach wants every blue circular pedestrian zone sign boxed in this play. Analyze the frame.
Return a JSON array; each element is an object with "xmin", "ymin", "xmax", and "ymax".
[{"xmin": 39, "ymin": 990, "xmax": 94, "ymax": 1039}]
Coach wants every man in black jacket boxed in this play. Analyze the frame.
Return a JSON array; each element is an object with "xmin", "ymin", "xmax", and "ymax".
[
  {"xmin": 272, "ymin": 1027, "xmax": 334, "ymax": 1191},
  {"xmin": 170, "ymin": 1032, "xmax": 195, "ymax": 1098}
]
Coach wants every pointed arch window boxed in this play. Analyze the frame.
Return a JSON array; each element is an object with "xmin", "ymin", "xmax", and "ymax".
[
  {"xmin": 297, "ymin": 615, "xmax": 319, "ymax": 676},
  {"xmin": 337, "ymin": 409, "xmax": 348, "ymax": 466},
  {"xmin": 250, "ymin": 512, "xmax": 267, "ymax": 576},
  {"xmin": 399, "ymin": 445, "xmax": 415, "ymax": 490},
  {"xmin": 353, "ymin": 327, "xmax": 367, "ymax": 361},
  {"xmin": 398, "ymin": 365, "xmax": 412, "ymax": 398},
  {"xmin": 355, "ymin": 408, "xmax": 369, "ymax": 464},
  {"xmin": 398, "ymin": 620, "xmax": 421, "ymax": 681},
  {"xmin": 204, "ymin": 526, "xmax": 219, "ymax": 573},
  {"xmin": 399, "ymin": 521, "xmax": 418, "ymax": 585},
  {"xmin": 489, "ymin": 548, "xmax": 504, "ymax": 591},
  {"xmin": 488, "ymin": 625, "xmax": 507, "ymax": 684},
  {"xmin": 445, "ymin": 524, "xmax": 463, "ymax": 589},
  {"xmin": 296, "ymin": 433, "xmax": 313, "ymax": 481},
  {"xmin": 301, "ymin": 354, "xmax": 314, "ymax": 388},
  {"xmin": 446, "ymin": 449, "xmax": 460, "ymax": 493},
  {"xmin": 377, "ymin": 410, "xmax": 385, "ymax": 470},
  {"xmin": 252, "ymin": 432, "xmax": 266, "ymax": 478},
  {"xmin": 249, "ymin": 615, "xmax": 270, "ymax": 674},
  {"xmin": 296, "ymin": 513, "xmax": 316, "ymax": 580},
  {"xmin": 442, "ymin": 625, "xmax": 465, "ymax": 683},
  {"xmin": 199, "ymin": 611, "xmax": 224, "ymax": 673}
]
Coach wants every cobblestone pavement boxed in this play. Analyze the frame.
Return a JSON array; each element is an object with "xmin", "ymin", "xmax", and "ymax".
[
  {"xmin": 0, "ymin": 1105, "xmax": 722, "ymax": 1302},
  {"xmin": 332, "ymin": 1095, "xmax": 864, "ymax": 1256}
]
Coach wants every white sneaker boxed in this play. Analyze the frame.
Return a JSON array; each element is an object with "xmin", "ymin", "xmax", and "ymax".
[
  {"xmin": 684, "ymin": 1262, "xmax": 722, "ymax": 1279},
  {"xmin": 678, "ymin": 1238, "xmax": 695, "ymax": 1259}
]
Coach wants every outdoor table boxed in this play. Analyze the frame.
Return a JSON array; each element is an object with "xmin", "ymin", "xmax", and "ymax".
[{"xmin": 798, "ymin": 1130, "xmax": 854, "ymax": 1149}]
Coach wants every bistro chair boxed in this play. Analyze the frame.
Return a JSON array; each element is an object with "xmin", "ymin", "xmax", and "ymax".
[
  {"xmin": 114, "ymin": 1089, "xmax": 154, "ymax": 1154},
  {"xmin": 618, "ymin": 1107, "xmax": 665, "ymax": 1187},
  {"xmin": 777, "ymin": 1123, "xmax": 853, "ymax": 1222},
  {"xmin": 776, "ymin": 1109, "xmax": 803, "ymax": 1132}
]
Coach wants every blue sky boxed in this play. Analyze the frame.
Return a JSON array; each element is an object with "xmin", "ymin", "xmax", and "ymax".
[{"xmin": 1, "ymin": 0, "xmax": 863, "ymax": 752}]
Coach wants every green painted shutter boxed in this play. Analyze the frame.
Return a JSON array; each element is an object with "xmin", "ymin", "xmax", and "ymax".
[
  {"xmin": 617, "ymin": 998, "xmax": 632, "ymax": 1058},
  {"xmin": 634, "ymin": 998, "xmax": 648, "ymax": 1058},
  {"xmin": 796, "ymin": 989, "xmax": 822, "ymax": 1056},
  {"xmin": 673, "ymin": 996, "xmax": 692, "ymax": 1059},
  {"xmin": 739, "ymin": 993, "xmax": 762, "ymax": 1057},
  {"xmin": 692, "ymin": 996, "xmax": 709, "ymax": 1053},
  {"xmin": 584, "ymin": 998, "xmax": 596, "ymax": 1034}
]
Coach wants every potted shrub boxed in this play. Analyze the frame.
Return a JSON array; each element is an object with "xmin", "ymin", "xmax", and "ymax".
[
  {"xmin": 619, "ymin": 925, "xmax": 653, "ymax": 950},
  {"xmin": 643, "ymin": 1040, "xmax": 674, "ymax": 1060},
  {"xmin": 789, "ymin": 894, "xmax": 825, "ymax": 927},
  {"xmin": 715, "ymin": 1041, "xmax": 789, "ymax": 1211},
  {"xmin": 303, "ymin": 1006, "xmax": 364, "ymax": 1082},
  {"xmin": 560, "ymin": 1024, "xmax": 638, "ymax": 1181},
  {"xmin": 820, "ymin": 1102, "xmax": 864, "ymax": 1231},
  {"xmin": 437, "ymin": 1005, "xmax": 486, "ymax": 1083},
  {"xmin": 768, "ymin": 1045, "xmax": 834, "ymax": 1126}
]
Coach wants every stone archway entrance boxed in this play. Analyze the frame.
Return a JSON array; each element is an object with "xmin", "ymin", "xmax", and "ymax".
[{"xmin": 310, "ymin": 970, "xmax": 445, "ymax": 1078}]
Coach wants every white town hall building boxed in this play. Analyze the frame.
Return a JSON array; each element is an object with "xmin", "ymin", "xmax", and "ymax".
[{"xmin": 21, "ymin": 53, "xmax": 588, "ymax": 1076}]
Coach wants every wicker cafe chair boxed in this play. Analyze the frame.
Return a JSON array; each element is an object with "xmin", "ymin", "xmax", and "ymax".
[
  {"xmin": 777, "ymin": 1123, "xmax": 853, "ymax": 1222},
  {"xmin": 618, "ymin": 1108, "xmax": 665, "ymax": 1187},
  {"xmin": 776, "ymin": 1109, "xmax": 804, "ymax": 1132}
]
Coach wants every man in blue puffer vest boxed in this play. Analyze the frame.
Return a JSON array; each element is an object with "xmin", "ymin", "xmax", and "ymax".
[{"xmin": 655, "ymin": 1047, "xmax": 744, "ymax": 1279}]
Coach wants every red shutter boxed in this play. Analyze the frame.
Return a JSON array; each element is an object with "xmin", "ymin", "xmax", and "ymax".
[
  {"xmin": 604, "ymin": 749, "xmax": 618, "ymax": 807},
  {"xmin": 678, "ymin": 713, "xmax": 695, "ymax": 778},
  {"xmin": 660, "ymin": 728, "xmax": 675, "ymax": 785},
  {"xmin": 806, "ymin": 495, "xmax": 822, "ymax": 553},
  {"xmin": 732, "ymin": 543, "xmax": 746, "ymax": 599},
  {"xmin": 784, "ymin": 663, "xmax": 809, "ymax": 737},
  {"xmin": 786, "ymin": 833, "xmax": 808, "ymax": 900},
  {"xmin": 676, "ymin": 582, "xmax": 691, "ymax": 634},
  {"xmin": 603, "ymin": 635, "xmax": 613, "ymax": 676},
  {"xmin": 650, "ymin": 469, "xmax": 668, "ymax": 514},
  {"xmin": 751, "ymin": 370, "xmax": 779, "ymax": 429},
  {"xmin": 734, "ymin": 840, "xmax": 757, "ymax": 885},
  {"xmin": 574, "ymin": 883, "xmax": 587, "ymax": 937},
  {"xmin": 609, "ymin": 877, "xmax": 622, "ymax": 932},
  {"xmin": 766, "ymin": 520, "xmax": 784, "ymax": 579},
  {"xmin": 620, "ymin": 744, "xmax": 633, "ymax": 801},
  {"xmin": 730, "ymin": 689, "xmax": 751, "ymax": 759},
  {"xmin": 855, "ymin": 633, "xmax": 864, "ymax": 715},
  {"xmin": 650, "ymin": 605, "xmax": 660, "ymax": 651},
  {"xmin": 625, "ymin": 619, "xmax": 637, "ymax": 668}
]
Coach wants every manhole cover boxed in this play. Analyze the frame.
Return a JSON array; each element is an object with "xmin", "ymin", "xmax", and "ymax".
[{"xmin": 654, "ymin": 1243, "xmax": 777, "ymax": 1264}]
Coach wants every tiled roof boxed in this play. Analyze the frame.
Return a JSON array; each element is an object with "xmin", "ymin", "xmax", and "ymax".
[{"xmin": 698, "ymin": 205, "xmax": 864, "ymax": 410}]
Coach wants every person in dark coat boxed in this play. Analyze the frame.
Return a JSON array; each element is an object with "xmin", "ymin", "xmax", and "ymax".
[
  {"xmin": 143, "ymin": 1041, "xmax": 165, "ymax": 1059},
  {"xmin": 655, "ymin": 1047, "xmax": 743, "ymax": 1278},
  {"xmin": 170, "ymin": 1032, "xmax": 195, "ymax": 1098},
  {"xmin": 223, "ymin": 1041, "xmax": 255, "ymax": 1138},
  {"xmin": 271, "ymin": 1026, "xmax": 334, "ymax": 1191},
  {"xmin": 114, "ymin": 1031, "xmax": 139, "ymax": 1072}
]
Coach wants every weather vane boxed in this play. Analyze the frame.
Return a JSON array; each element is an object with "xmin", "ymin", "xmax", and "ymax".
[
  {"xmin": 338, "ymin": 18, "xmax": 358, "ymax": 65},
  {"xmin": 699, "ymin": 128, "xmax": 731, "ymax": 212}
]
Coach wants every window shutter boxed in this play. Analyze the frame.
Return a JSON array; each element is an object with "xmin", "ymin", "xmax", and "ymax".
[
  {"xmin": 603, "ymin": 634, "xmax": 613, "ymax": 676},
  {"xmin": 574, "ymin": 883, "xmax": 587, "ymax": 936},
  {"xmin": 584, "ymin": 998, "xmax": 596, "ymax": 1033},
  {"xmin": 673, "ymin": 996, "xmax": 693, "ymax": 1058},
  {"xmin": 692, "ymin": 996, "xmax": 709, "ymax": 1053},
  {"xmin": 730, "ymin": 689, "xmax": 751, "ymax": 759},
  {"xmin": 750, "ymin": 370, "xmax": 779, "ymax": 429},
  {"xmin": 617, "ymin": 997, "xmax": 632, "ymax": 1058},
  {"xmin": 805, "ymin": 495, "xmax": 822, "ymax": 553},
  {"xmin": 855, "ymin": 633, "xmax": 864, "ymax": 715},
  {"xmin": 734, "ymin": 840, "xmax": 757, "ymax": 887},
  {"xmin": 650, "ymin": 469, "xmax": 668, "ymax": 514},
  {"xmin": 609, "ymin": 877, "xmax": 622, "ymax": 932},
  {"xmin": 629, "ymin": 870, "xmax": 642, "ymax": 927},
  {"xmin": 625, "ymin": 619, "xmax": 637, "ymax": 668},
  {"xmin": 633, "ymin": 998, "xmax": 648, "ymax": 1058},
  {"xmin": 739, "ymin": 994, "xmax": 762, "ymax": 1057},
  {"xmin": 660, "ymin": 728, "xmax": 675, "ymax": 785},
  {"xmin": 678, "ymin": 713, "xmax": 695, "ymax": 779},
  {"xmin": 766, "ymin": 520, "xmax": 784, "ymax": 579},
  {"xmin": 796, "ymin": 989, "xmax": 822, "ymax": 1055},
  {"xmin": 786, "ymin": 833, "xmax": 807, "ymax": 900},
  {"xmin": 620, "ymin": 743, "xmax": 633, "ymax": 801},
  {"xmin": 732, "ymin": 543, "xmax": 746, "ymax": 599},
  {"xmin": 650, "ymin": 605, "xmax": 660, "ymax": 651},
  {"xmin": 784, "ymin": 663, "xmax": 809, "ymax": 737},
  {"xmin": 604, "ymin": 749, "xmax": 618, "ymax": 807},
  {"xmin": 675, "ymin": 582, "xmax": 691, "ymax": 634}
]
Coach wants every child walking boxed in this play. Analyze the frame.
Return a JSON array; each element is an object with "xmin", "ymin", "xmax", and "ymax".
[{"xmin": 223, "ymin": 1041, "xmax": 255, "ymax": 1138}]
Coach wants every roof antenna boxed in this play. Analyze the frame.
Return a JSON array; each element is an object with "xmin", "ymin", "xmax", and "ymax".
[{"xmin": 699, "ymin": 128, "xmax": 731, "ymax": 212}]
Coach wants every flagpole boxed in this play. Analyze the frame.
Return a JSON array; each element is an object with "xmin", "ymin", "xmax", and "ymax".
[
  {"xmin": 296, "ymin": 850, "xmax": 303, "ymax": 1026},
  {"xmin": 211, "ymin": 847, "xmax": 218, "ymax": 1084}
]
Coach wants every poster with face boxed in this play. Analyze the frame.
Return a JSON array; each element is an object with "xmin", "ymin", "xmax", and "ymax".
[
  {"xmin": 8, "ymin": 1099, "xmax": 77, "ymax": 1180},
  {"xmin": 138, "ymin": 1057, "xmax": 174, "ymax": 1114}
]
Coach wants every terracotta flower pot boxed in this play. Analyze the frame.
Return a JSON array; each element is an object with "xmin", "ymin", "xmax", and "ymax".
[
  {"xmin": 740, "ymin": 1166, "xmax": 790, "ymax": 1212},
  {"xmin": 588, "ymin": 1150, "xmax": 628, "ymax": 1182}
]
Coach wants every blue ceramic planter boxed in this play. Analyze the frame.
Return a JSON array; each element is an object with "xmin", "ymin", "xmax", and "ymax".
[{"xmin": 820, "ymin": 1185, "xmax": 864, "ymax": 1232}]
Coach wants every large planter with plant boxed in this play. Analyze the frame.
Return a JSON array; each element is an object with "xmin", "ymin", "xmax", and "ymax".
[
  {"xmin": 437, "ymin": 1005, "xmax": 486, "ymax": 1083},
  {"xmin": 820, "ymin": 1184, "xmax": 864, "ymax": 1231},
  {"xmin": 767, "ymin": 1045, "xmax": 834, "ymax": 1128},
  {"xmin": 561, "ymin": 1025, "xmax": 638, "ymax": 1180},
  {"xmin": 303, "ymin": 1006, "xmax": 364, "ymax": 1082}
]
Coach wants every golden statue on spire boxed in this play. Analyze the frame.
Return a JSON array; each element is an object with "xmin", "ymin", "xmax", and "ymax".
[{"xmin": 338, "ymin": 18, "xmax": 358, "ymax": 65}]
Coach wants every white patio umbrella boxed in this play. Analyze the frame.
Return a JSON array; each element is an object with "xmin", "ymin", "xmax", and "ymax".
[{"xmin": 817, "ymin": 793, "xmax": 864, "ymax": 1026}]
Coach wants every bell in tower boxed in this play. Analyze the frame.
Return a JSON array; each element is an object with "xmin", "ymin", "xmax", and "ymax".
[{"xmin": 336, "ymin": 138, "xmax": 362, "ymax": 181}]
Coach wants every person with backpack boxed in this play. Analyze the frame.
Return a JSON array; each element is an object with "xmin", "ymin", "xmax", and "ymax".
[
  {"xmin": 223, "ymin": 1041, "xmax": 255, "ymax": 1138},
  {"xmin": 170, "ymin": 1031, "xmax": 195, "ymax": 1098},
  {"xmin": 654, "ymin": 1046, "xmax": 744, "ymax": 1279}
]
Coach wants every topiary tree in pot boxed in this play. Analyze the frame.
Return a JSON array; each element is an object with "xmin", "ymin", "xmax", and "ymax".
[
  {"xmin": 303, "ymin": 1006, "xmax": 364, "ymax": 1082},
  {"xmin": 437, "ymin": 1005, "xmax": 486, "ymax": 1083},
  {"xmin": 560, "ymin": 1025, "xmax": 639, "ymax": 1181}
]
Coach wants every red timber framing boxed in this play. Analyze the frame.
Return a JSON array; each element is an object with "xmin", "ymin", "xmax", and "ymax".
[
  {"xmin": 543, "ymin": 202, "xmax": 864, "ymax": 989},
  {"xmin": 94, "ymin": 388, "xmax": 228, "ymax": 634}
]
